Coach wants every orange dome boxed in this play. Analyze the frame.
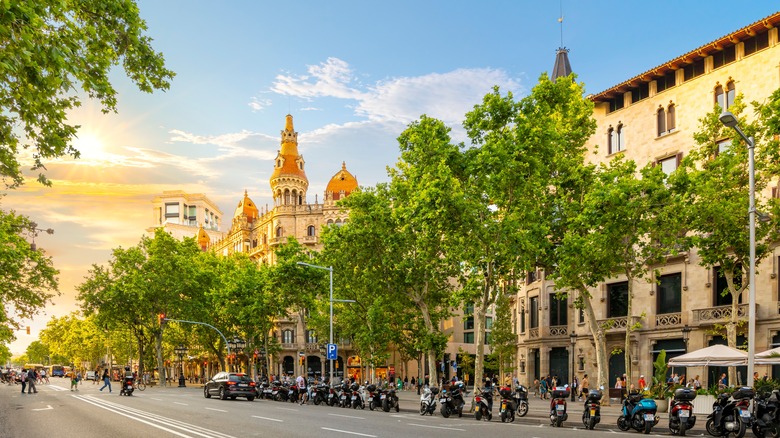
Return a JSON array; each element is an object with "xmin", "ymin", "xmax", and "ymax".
[
  {"xmin": 270, "ymin": 114, "xmax": 308, "ymax": 181},
  {"xmin": 234, "ymin": 190, "xmax": 259, "ymax": 220},
  {"xmin": 197, "ymin": 225, "xmax": 210, "ymax": 249},
  {"xmin": 326, "ymin": 162, "xmax": 358, "ymax": 200}
]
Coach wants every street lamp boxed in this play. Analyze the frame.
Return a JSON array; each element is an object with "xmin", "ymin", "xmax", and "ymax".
[
  {"xmin": 681, "ymin": 325, "xmax": 692, "ymax": 350},
  {"xmin": 174, "ymin": 344, "xmax": 188, "ymax": 387},
  {"xmin": 11, "ymin": 222, "xmax": 54, "ymax": 251},
  {"xmin": 227, "ymin": 338, "xmax": 245, "ymax": 373},
  {"xmin": 570, "ymin": 332, "xmax": 577, "ymax": 401},
  {"xmin": 297, "ymin": 262, "xmax": 355, "ymax": 386},
  {"xmin": 719, "ymin": 110, "xmax": 756, "ymax": 387}
]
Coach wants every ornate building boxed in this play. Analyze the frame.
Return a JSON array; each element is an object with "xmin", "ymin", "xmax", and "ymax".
[
  {"xmin": 153, "ymin": 114, "xmax": 359, "ymax": 379},
  {"xmin": 515, "ymin": 11, "xmax": 780, "ymax": 393}
]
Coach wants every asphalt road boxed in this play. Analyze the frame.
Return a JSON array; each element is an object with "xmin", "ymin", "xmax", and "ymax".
[{"xmin": 0, "ymin": 380, "xmax": 713, "ymax": 438}]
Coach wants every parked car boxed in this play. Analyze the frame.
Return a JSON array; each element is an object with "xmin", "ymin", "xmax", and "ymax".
[
  {"xmin": 204, "ymin": 372, "xmax": 256, "ymax": 401},
  {"xmin": 85, "ymin": 371, "xmax": 97, "ymax": 381}
]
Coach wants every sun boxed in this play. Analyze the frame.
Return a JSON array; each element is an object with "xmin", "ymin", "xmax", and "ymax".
[{"xmin": 72, "ymin": 131, "xmax": 108, "ymax": 161}]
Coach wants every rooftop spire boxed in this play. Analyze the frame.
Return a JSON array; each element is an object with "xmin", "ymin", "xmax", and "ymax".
[{"xmin": 551, "ymin": 1, "xmax": 573, "ymax": 81}]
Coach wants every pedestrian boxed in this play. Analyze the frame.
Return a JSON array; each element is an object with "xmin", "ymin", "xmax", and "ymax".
[
  {"xmin": 99, "ymin": 368, "xmax": 112, "ymax": 392},
  {"xmin": 718, "ymin": 373, "xmax": 727, "ymax": 389},
  {"xmin": 404, "ymin": 376, "xmax": 409, "ymax": 390},
  {"xmin": 580, "ymin": 374, "xmax": 589, "ymax": 401},
  {"xmin": 637, "ymin": 374, "xmax": 646, "ymax": 390},
  {"xmin": 571, "ymin": 375, "xmax": 578, "ymax": 401},
  {"xmin": 69, "ymin": 368, "xmax": 79, "ymax": 391},
  {"xmin": 693, "ymin": 375, "xmax": 701, "ymax": 390},
  {"xmin": 20, "ymin": 368, "xmax": 27, "ymax": 394},
  {"xmin": 540, "ymin": 376, "xmax": 548, "ymax": 399},
  {"xmin": 27, "ymin": 368, "xmax": 37, "ymax": 393},
  {"xmin": 77, "ymin": 370, "xmax": 83, "ymax": 386},
  {"xmin": 296, "ymin": 374, "xmax": 307, "ymax": 405}
]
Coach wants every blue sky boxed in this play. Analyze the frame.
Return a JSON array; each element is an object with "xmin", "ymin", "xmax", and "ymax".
[{"xmin": 5, "ymin": 0, "xmax": 779, "ymax": 354}]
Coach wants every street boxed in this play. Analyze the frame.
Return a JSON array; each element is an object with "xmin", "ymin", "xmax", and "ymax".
[{"xmin": 0, "ymin": 380, "xmax": 713, "ymax": 438}]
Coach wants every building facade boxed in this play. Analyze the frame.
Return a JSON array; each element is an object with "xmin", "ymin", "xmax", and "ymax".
[{"xmin": 515, "ymin": 12, "xmax": 780, "ymax": 391}]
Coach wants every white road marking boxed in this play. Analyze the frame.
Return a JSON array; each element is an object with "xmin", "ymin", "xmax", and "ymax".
[
  {"xmin": 205, "ymin": 407, "xmax": 228, "ymax": 412},
  {"xmin": 252, "ymin": 415, "xmax": 283, "ymax": 422},
  {"xmin": 276, "ymin": 407, "xmax": 298, "ymax": 412},
  {"xmin": 407, "ymin": 423, "xmax": 466, "ymax": 431},
  {"xmin": 32, "ymin": 405, "xmax": 53, "ymax": 411},
  {"xmin": 321, "ymin": 427, "xmax": 376, "ymax": 437},
  {"xmin": 174, "ymin": 402, "xmax": 188, "ymax": 406},
  {"xmin": 328, "ymin": 413, "xmax": 365, "ymax": 420}
]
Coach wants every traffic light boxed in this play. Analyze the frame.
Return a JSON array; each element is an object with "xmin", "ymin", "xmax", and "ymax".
[
  {"xmin": 26, "ymin": 326, "xmax": 30, "ymax": 335},
  {"xmin": 158, "ymin": 313, "xmax": 166, "ymax": 327},
  {"xmin": 299, "ymin": 355, "xmax": 305, "ymax": 366}
]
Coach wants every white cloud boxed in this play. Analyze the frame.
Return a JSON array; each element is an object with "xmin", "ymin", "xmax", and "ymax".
[
  {"xmin": 249, "ymin": 97, "xmax": 272, "ymax": 111},
  {"xmin": 271, "ymin": 57, "xmax": 368, "ymax": 100}
]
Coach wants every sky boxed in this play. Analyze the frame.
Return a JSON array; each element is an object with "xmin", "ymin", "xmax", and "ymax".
[{"xmin": 4, "ymin": 0, "xmax": 779, "ymax": 355}]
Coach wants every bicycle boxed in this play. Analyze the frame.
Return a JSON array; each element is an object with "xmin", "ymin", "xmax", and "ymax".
[{"xmin": 134, "ymin": 379, "xmax": 146, "ymax": 391}]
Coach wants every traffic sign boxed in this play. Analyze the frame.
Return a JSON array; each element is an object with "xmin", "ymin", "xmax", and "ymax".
[{"xmin": 326, "ymin": 343, "xmax": 337, "ymax": 360}]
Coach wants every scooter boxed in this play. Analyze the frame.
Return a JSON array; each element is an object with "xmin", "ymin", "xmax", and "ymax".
[
  {"xmin": 382, "ymin": 387, "xmax": 399, "ymax": 412},
  {"xmin": 515, "ymin": 385, "xmax": 529, "ymax": 417},
  {"xmin": 549, "ymin": 386, "xmax": 570, "ymax": 427},
  {"xmin": 499, "ymin": 386, "xmax": 517, "ymax": 423},
  {"xmin": 474, "ymin": 386, "xmax": 494, "ymax": 421},
  {"xmin": 367, "ymin": 384, "xmax": 382, "ymax": 411},
  {"xmin": 752, "ymin": 389, "xmax": 780, "ymax": 438},
  {"xmin": 618, "ymin": 391, "xmax": 659, "ymax": 434},
  {"xmin": 420, "ymin": 386, "xmax": 438, "ymax": 415},
  {"xmin": 119, "ymin": 376, "xmax": 135, "ymax": 396},
  {"xmin": 581, "ymin": 388, "xmax": 603, "ymax": 430},
  {"xmin": 669, "ymin": 387, "xmax": 697, "ymax": 436},
  {"xmin": 350, "ymin": 382, "xmax": 364, "ymax": 409},
  {"xmin": 706, "ymin": 387, "xmax": 753, "ymax": 438}
]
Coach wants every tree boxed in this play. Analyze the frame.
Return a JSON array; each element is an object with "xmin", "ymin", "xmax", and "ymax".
[
  {"xmin": 488, "ymin": 290, "xmax": 517, "ymax": 382},
  {"xmin": 25, "ymin": 340, "xmax": 49, "ymax": 365},
  {"xmin": 0, "ymin": 209, "xmax": 59, "ymax": 342},
  {"xmin": 0, "ymin": 0, "xmax": 174, "ymax": 187},
  {"xmin": 673, "ymin": 94, "xmax": 780, "ymax": 385}
]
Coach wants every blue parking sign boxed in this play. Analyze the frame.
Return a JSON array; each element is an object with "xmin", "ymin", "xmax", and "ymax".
[{"xmin": 327, "ymin": 343, "xmax": 337, "ymax": 360}]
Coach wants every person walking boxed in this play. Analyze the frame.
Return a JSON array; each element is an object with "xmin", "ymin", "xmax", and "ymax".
[
  {"xmin": 296, "ymin": 374, "xmax": 308, "ymax": 405},
  {"xmin": 580, "ymin": 374, "xmax": 589, "ymax": 401},
  {"xmin": 571, "ymin": 375, "xmax": 578, "ymax": 401},
  {"xmin": 26, "ymin": 368, "xmax": 37, "ymax": 394},
  {"xmin": 69, "ymin": 368, "xmax": 79, "ymax": 391},
  {"xmin": 20, "ymin": 368, "xmax": 27, "ymax": 394},
  {"xmin": 99, "ymin": 368, "xmax": 112, "ymax": 392}
]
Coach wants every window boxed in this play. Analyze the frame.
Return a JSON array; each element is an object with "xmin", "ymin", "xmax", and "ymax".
[
  {"xmin": 607, "ymin": 95, "xmax": 624, "ymax": 113},
  {"xmin": 520, "ymin": 303, "xmax": 526, "ymax": 333},
  {"xmin": 712, "ymin": 45, "xmax": 736, "ymax": 69},
  {"xmin": 526, "ymin": 269, "xmax": 537, "ymax": 284},
  {"xmin": 657, "ymin": 273, "xmax": 682, "ymax": 314},
  {"xmin": 630, "ymin": 83, "xmax": 649, "ymax": 103},
  {"xmin": 667, "ymin": 104, "xmax": 676, "ymax": 131},
  {"xmin": 657, "ymin": 107, "xmax": 666, "ymax": 137},
  {"xmin": 715, "ymin": 82, "xmax": 735, "ymax": 110},
  {"xmin": 464, "ymin": 332, "xmax": 474, "ymax": 344},
  {"xmin": 658, "ymin": 154, "xmax": 681, "ymax": 175},
  {"xmin": 276, "ymin": 227, "xmax": 283, "ymax": 237},
  {"xmin": 485, "ymin": 332, "xmax": 491, "ymax": 345},
  {"xmin": 464, "ymin": 316, "xmax": 474, "ymax": 330},
  {"xmin": 656, "ymin": 70, "xmax": 676, "ymax": 93},
  {"xmin": 529, "ymin": 296, "xmax": 539, "ymax": 328},
  {"xmin": 608, "ymin": 123, "xmax": 625, "ymax": 154},
  {"xmin": 714, "ymin": 265, "xmax": 743, "ymax": 306},
  {"xmin": 578, "ymin": 308, "xmax": 585, "ymax": 324},
  {"xmin": 683, "ymin": 58, "xmax": 705, "ymax": 81},
  {"xmin": 607, "ymin": 281, "xmax": 628, "ymax": 318},
  {"xmin": 549, "ymin": 293, "xmax": 568, "ymax": 326},
  {"xmin": 164, "ymin": 203, "xmax": 180, "ymax": 224},
  {"xmin": 743, "ymin": 31, "xmax": 769, "ymax": 56},
  {"xmin": 306, "ymin": 330, "xmax": 317, "ymax": 343},
  {"xmin": 485, "ymin": 317, "xmax": 493, "ymax": 330},
  {"xmin": 717, "ymin": 139, "xmax": 732, "ymax": 155},
  {"xmin": 282, "ymin": 329, "xmax": 294, "ymax": 344},
  {"xmin": 307, "ymin": 225, "xmax": 315, "ymax": 237}
]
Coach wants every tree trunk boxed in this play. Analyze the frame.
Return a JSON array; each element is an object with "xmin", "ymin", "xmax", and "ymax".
[
  {"xmin": 155, "ymin": 331, "xmax": 165, "ymax": 387},
  {"xmin": 624, "ymin": 274, "xmax": 634, "ymax": 390},
  {"xmin": 473, "ymin": 295, "xmax": 487, "ymax": 390},
  {"xmin": 417, "ymin": 298, "xmax": 439, "ymax": 386},
  {"xmin": 581, "ymin": 287, "xmax": 610, "ymax": 406},
  {"xmin": 724, "ymin": 270, "xmax": 745, "ymax": 387},
  {"xmin": 136, "ymin": 337, "xmax": 145, "ymax": 378}
]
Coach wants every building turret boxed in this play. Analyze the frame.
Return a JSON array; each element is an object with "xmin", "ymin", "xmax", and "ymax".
[{"xmin": 270, "ymin": 114, "xmax": 309, "ymax": 206}]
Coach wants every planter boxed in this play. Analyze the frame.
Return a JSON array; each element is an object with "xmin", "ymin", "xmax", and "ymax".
[
  {"xmin": 693, "ymin": 394, "xmax": 715, "ymax": 414},
  {"xmin": 655, "ymin": 398, "xmax": 669, "ymax": 413}
]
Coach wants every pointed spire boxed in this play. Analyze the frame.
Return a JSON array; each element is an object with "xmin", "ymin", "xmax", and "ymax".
[{"xmin": 551, "ymin": 47, "xmax": 572, "ymax": 81}]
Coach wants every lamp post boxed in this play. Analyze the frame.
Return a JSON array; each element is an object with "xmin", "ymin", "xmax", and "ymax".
[
  {"xmin": 719, "ymin": 111, "xmax": 756, "ymax": 387},
  {"xmin": 227, "ymin": 338, "xmax": 245, "ymax": 373},
  {"xmin": 297, "ymin": 262, "xmax": 354, "ymax": 386},
  {"xmin": 570, "ymin": 332, "xmax": 577, "ymax": 401},
  {"xmin": 682, "ymin": 325, "xmax": 692, "ymax": 351},
  {"xmin": 11, "ymin": 222, "xmax": 54, "ymax": 251},
  {"xmin": 174, "ymin": 344, "xmax": 188, "ymax": 387}
]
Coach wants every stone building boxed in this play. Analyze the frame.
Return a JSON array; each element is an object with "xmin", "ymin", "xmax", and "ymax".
[{"xmin": 515, "ymin": 11, "xmax": 780, "ymax": 391}]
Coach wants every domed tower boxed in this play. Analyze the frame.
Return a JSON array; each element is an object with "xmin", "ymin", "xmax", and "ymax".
[
  {"xmin": 325, "ymin": 162, "xmax": 358, "ymax": 202},
  {"xmin": 196, "ymin": 225, "xmax": 210, "ymax": 251},
  {"xmin": 234, "ymin": 190, "xmax": 259, "ymax": 221},
  {"xmin": 270, "ymin": 114, "xmax": 309, "ymax": 206}
]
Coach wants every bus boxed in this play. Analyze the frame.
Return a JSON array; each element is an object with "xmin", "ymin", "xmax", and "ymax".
[{"xmin": 48, "ymin": 365, "xmax": 65, "ymax": 377}]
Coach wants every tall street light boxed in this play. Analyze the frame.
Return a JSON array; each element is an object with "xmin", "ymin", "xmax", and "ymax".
[
  {"xmin": 719, "ymin": 111, "xmax": 756, "ymax": 387},
  {"xmin": 297, "ymin": 262, "xmax": 354, "ymax": 386},
  {"xmin": 174, "ymin": 344, "xmax": 188, "ymax": 387}
]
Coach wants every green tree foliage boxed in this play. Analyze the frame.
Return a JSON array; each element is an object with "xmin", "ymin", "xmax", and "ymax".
[
  {"xmin": 39, "ymin": 313, "xmax": 111, "ymax": 369},
  {"xmin": 487, "ymin": 291, "xmax": 516, "ymax": 380},
  {"xmin": 0, "ymin": 0, "xmax": 174, "ymax": 187},
  {"xmin": 25, "ymin": 340, "xmax": 49, "ymax": 364},
  {"xmin": 0, "ymin": 209, "xmax": 59, "ymax": 342}
]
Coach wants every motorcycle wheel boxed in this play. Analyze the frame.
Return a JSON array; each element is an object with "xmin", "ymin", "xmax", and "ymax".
[
  {"xmin": 583, "ymin": 413, "xmax": 589, "ymax": 427},
  {"xmin": 442, "ymin": 405, "xmax": 450, "ymax": 418},
  {"xmin": 395, "ymin": 403, "xmax": 399, "ymax": 413},
  {"xmin": 500, "ymin": 411, "xmax": 507, "ymax": 423},
  {"xmin": 382, "ymin": 399, "xmax": 390, "ymax": 412},
  {"xmin": 706, "ymin": 418, "xmax": 721, "ymax": 437},
  {"xmin": 680, "ymin": 420, "xmax": 687, "ymax": 437},
  {"xmin": 753, "ymin": 425, "xmax": 764, "ymax": 438},
  {"xmin": 458, "ymin": 407, "xmax": 463, "ymax": 418},
  {"xmin": 555, "ymin": 416, "xmax": 562, "ymax": 427},
  {"xmin": 735, "ymin": 417, "xmax": 746, "ymax": 438},
  {"xmin": 517, "ymin": 402, "xmax": 529, "ymax": 417},
  {"xmin": 617, "ymin": 416, "xmax": 631, "ymax": 432},
  {"xmin": 487, "ymin": 412, "xmax": 492, "ymax": 421},
  {"xmin": 420, "ymin": 403, "xmax": 426, "ymax": 415},
  {"xmin": 644, "ymin": 420, "xmax": 653, "ymax": 434},
  {"xmin": 475, "ymin": 409, "xmax": 482, "ymax": 421},
  {"xmin": 767, "ymin": 425, "xmax": 780, "ymax": 438},
  {"xmin": 589, "ymin": 416, "xmax": 596, "ymax": 430},
  {"xmin": 314, "ymin": 396, "xmax": 322, "ymax": 406},
  {"xmin": 369, "ymin": 401, "xmax": 375, "ymax": 411}
]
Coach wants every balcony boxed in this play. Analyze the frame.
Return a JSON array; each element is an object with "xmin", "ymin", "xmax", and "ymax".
[
  {"xmin": 596, "ymin": 316, "xmax": 639, "ymax": 332},
  {"xmin": 301, "ymin": 235, "xmax": 318, "ymax": 245},
  {"xmin": 548, "ymin": 325, "xmax": 569, "ymax": 337},
  {"xmin": 270, "ymin": 237, "xmax": 286, "ymax": 246},
  {"xmin": 655, "ymin": 312, "xmax": 681, "ymax": 327},
  {"xmin": 692, "ymin": 304, "xmax": 748, "ymax": 323},
  {"xmin": 528, "ymin": 328, "xmax": 539, "ymax": 338}
]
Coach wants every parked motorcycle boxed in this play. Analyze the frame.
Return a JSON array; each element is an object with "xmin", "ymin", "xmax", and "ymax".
[
  {"xmin": 440, "ymin": 382, "xmax": 466, "ymax": 418},
  {"xmin": 498, "ymin": 386, "xmax": 517, "ymax": 423},
  {"xmin": 259, "ymin": 381, "xmax": 272, "ymax": 400},
  {"xmin": 670, "ymin": 387, "xmax": 697, "ymax": 436},
  {"xmin": 382, "ymin": 387, "xmax": 399, "ymax": 412},
  {"xmin": 474, "ymin": 386, "xmax": 494, "ymax": 421},
  {"xmin": 752, "ymin": 389, "xmax": 780, "ymax": 438},
  {"xmin": 420, "ymin": 386, "xmax": 438, "ymax": 415},
  {"xmin": 312, "ymin": 383, "xmax": 329, "ymax": 405},
  {"xmin": 581, "ymin": 388, "xmax": 603, "ymax": 430},
  {"xmin": 326, "ymin": 383, "xmax": 339, "ymax": 406},
  {"xmin": 706, "ymin": 387, "xmax": 754, "ymax": 438},
  {"xmin": 514, "ymin": 385, "xmax": 529, "ymax": 417},
  {"xmin": 549, "ymin": 386, "xmax": 570, "ymax": 427},
  {"xmin": 288, "ymin": 383, "xmax": 300, "ymax": 403},
  {"xmin": 366, "ymin": 384, "xmax": 382, "ymax": 411},
  {"xmin": 617, "ymin": 391, "xmax": 659, "ymax": 434},
  {"xmin": 338, "ymin": 382, "xmax": 351, "ymax": 407},
  {"xmin": 350, "ymin": 382, "xmax": 365, "ymax": 409}
]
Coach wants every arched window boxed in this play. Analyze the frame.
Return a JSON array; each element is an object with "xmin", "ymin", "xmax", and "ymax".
[
  {"xmin": 715, "ymin": 84, "xmax": 724, "ymax": 108},
  {"xmin": 667, "ymin": 104, "xmax": 676, "ymax": 132},
  {"xmin": 307, "ymin": 225, "xmax": 315, "ymax": 236},
  {"xmin": 282, "ymin": 329, "xmax": 294, "ymax": 344},
  {"xmin": 608, "ymin": 126, "xmax": 615, "ymax": 154},
  {"xmin": 725, "ymin": 81, "xmax": 735, "ymax": 109},
  {"xmin": 657, "ymin": 107, "xmax": 666, "ymax": 137},
  {"xmin": 284, "ymin": 189, "xmax": 291, "ymax": 205},
  {"xmin": 276, "ymin": 227, "xmax": 283, "ymax": 237},
  {"xmin": 327, "ymin": 219, "xmax": 334, "ymax": 225},
  {"xmin": 615, "ymin": 123, "xmax": 625, "ymax": 151}
]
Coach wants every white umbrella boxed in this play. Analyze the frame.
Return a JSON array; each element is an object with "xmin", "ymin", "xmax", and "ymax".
[
  {"xmin": 755, "ymin": 346, "xmax": 780, "ymax": 364},
  {"xmin": 667, "ymin": 344, "xmax": 748, "ymax": 367}
]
